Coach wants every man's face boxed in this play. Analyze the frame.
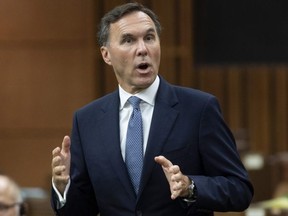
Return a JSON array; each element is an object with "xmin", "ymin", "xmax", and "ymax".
[
  {"xmin": 101, "ymin": 11, "xmax": 161, "ymax": 94},
  {"xmin": 0, "ymin": 179, "xmax": 19, "ymax": 216}
]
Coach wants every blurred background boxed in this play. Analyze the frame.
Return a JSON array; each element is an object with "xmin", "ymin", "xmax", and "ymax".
[{"xmin": 0, "ymin": 0, "xmax": 287, "ymax": 215}]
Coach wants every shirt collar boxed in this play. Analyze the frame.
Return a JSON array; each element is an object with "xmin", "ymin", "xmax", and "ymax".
[{"xmin": 119, "ymin": 76, "xmax": 160, "ymax": 110}]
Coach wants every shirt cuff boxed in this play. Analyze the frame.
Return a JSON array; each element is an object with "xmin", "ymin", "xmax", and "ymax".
[{"xmin": 52, "ymin": 178, "xmax": 71, "ymax": 208}]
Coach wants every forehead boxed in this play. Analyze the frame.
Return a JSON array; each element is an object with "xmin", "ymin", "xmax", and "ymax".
[{"xmin": 110, "ymin": 11, "xmax": 156, "ymax": 37}]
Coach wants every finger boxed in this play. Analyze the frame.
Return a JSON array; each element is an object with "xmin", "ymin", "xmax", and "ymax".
[
  {"xmin": 171, "ymin": 190, "xmax": 180, "ymax": 200},
  {"xmin": 61, "ymin": 135, "xmax": 71, "ymax": 154},
  {"xmin": 171, "ymin": 181, "xmax": 184, "ymax": 199},
  {"xmin": 52, "ymin": 147, "xmax": 61, "ymax": 157},
  {"xmin": 171, "ymin": 171, "xmax": 184, "ymax": 183},
  {"xmin": 172, "ymin": 181, "xmax": 183, "ymax": 190},
  {"xmin": 170, "ymin": 165, "xmax": 180, "ymax": 174},
  {"xmin": 154, "ymin": 155, "xmax": 173, "ymax": 168},
  {"xmin": 53, "ymin": 165, "xmax": 66, "ymax": 176},
  {"xmin": 52, "ymin": 156, "xmax": 62, "ymax": 168}
]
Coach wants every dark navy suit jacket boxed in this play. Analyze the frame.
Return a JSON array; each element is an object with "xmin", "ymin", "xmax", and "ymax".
[{"xmin": 52, "ymin": 77, "xmax": 253, "ymax": 216}]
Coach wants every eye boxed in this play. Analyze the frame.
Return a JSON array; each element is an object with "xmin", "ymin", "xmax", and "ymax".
[
  {"xmin": 125, "ymin": 38, "xmax": 132, "ymax": 43},
  {"xmin": 145, "ymin": 34, "xmax": 155, "ymax": 42},
  {"xmin": 121, "ymin": 35, "xmax": 134, "ymax": 44}
]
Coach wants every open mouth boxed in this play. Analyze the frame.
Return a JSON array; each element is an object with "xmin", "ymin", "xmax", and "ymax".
[{"xmin": 137, "ymin": 63, "xmax": 149, "ymax": 70}]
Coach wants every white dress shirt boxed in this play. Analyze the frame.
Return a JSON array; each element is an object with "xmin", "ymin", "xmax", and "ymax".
[{"xmin": 119, "ymin": 76, "xmax": 159, "ymax": 159}]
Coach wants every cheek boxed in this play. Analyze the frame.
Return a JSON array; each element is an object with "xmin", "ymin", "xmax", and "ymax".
[
  {"xmin": 111, "ymin": 50, "xmax": 130, "ymax": 65},
  {"xmin": 152, "ymin": 49, "xmax": 161, "ymax": 65},
  {"xmin": 151, "ymin": 45, "xmax": 161, "ymax": 58},
  {"xmin": 119, "ymin": 53, "xmax": 133, "ymax": 68}
]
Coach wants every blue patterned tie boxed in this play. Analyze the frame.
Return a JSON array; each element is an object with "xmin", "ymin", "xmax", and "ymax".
[{"xmin": 125, "ymin": 96, "xmax": 143, "ymax": 194}]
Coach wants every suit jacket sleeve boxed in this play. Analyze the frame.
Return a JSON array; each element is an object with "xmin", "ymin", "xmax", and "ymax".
[
  {"xmin": 189, "ymin": 96, "xmax": 253, "ymax": 212},
  {"xmin": 51, "ymin": 113, "xmax": 99, "ymax": 216}
]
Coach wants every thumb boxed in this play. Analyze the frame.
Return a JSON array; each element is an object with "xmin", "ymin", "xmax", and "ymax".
[
  {"xmin": 154, "ymin": 155, "xmax": 173, "ymax": 168},
  {"xmin": 61, "ymin": 135, "xmax": 71, "ymax": 154}
]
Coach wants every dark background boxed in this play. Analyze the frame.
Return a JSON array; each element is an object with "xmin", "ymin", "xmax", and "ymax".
[{"xmin": 194, "ymin": 0, "xmax": 288, "ymax": 64}]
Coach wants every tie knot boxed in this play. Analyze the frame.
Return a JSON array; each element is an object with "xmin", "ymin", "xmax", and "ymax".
[{"xmin": 128, "ymin": 96, "xmax": 141, "ymax": 109}]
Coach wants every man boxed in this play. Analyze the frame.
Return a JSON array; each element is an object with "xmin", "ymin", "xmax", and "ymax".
[
  {"xmin": 51, "ymin": 2, "xmax": 253, "ymax": 216},
  {"xmin": 0, "ymin": 175, "xmax": 25, "ymax": 216}
]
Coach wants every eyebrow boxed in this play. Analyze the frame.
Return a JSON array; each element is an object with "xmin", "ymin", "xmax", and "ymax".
[
  {"xmin": 121, "ymin": 27, "xmax": 157, "ymax": 38},
  {"xmin": 146, "ymin": 28, "xmax": 156, "ymax": 34}
]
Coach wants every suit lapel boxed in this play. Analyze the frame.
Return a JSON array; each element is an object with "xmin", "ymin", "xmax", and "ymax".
[
  {"xmin": 98, "ymin": 92, "xmax": 136, "ymax": 199},
  {"xmin": 138, "ymin": 78, "xmax": 179, "ymax": 197}
]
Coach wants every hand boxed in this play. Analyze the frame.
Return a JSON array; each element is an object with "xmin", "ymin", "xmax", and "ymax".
[
  {"xmin": 154, "ymin": 155, "xmax": 191, "ymax": 200},
  {"xmin": 51, "ymin": 136, "xmax": 71, "ymax": 195}
]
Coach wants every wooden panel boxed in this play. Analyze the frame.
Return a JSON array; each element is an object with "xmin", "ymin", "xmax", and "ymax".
[
  {"xmin": 196, "ymin": 66, "xmax": 227, "ymax": 110},
  {"xmin": 226, "ymin": 66, "xmax": 245, "ymax": 130},
  {"xmin": 0, "ymin": 138, "xmax": 64, "ymax": 189},
  {"xmin": 0, "ymin": 0, "xmax": 88, "ymax": 40},
  {"xmin": 0, "ymin": 49, "xmax": 95, "ymax": 128},
  {"xmin": 273, "ymin": 67, "xmax": 288, "ymax": 152},
  {"xmin": 246, "ymin": 67, "xmax": 272, "ymax": 154},
  {"xmin": 178, "ymin": 0, "xmax": 194, "ymax": 87},
  {"xmin": 0, "ymin": 0, "xmax": 97, "ymax": 190},
  {"xmin": 192, "ymin": 64, "xmax": 288, "ymax": 156}
]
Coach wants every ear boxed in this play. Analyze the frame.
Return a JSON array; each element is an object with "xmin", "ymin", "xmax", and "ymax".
[{"xmin": 100, "ymin": 46, "xmax": 112, "ymax": 65}]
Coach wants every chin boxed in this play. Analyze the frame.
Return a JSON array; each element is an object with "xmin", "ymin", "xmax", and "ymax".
[{"xmin": 138, "ymin": 76, "xmax": 155, "ymax": 86}]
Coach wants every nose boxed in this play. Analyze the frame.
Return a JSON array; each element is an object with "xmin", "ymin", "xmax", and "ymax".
[{"xmin": 136, "ymin": 40, "xmax": 148, "ymax": 56}]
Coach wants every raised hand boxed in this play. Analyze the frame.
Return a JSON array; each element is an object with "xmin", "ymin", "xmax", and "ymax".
[
  {"xmin": 154, "ymin": 155, "xmax": 191, "ymax": 200},
  {"xmin": 51, "ymin": 136, "xmax": 71, "ymax": 195}
]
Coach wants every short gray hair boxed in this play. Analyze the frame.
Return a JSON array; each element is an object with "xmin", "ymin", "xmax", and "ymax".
[{"xmin": 97, "ymin": 2, "xmax": 162, "ymax": 46}]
